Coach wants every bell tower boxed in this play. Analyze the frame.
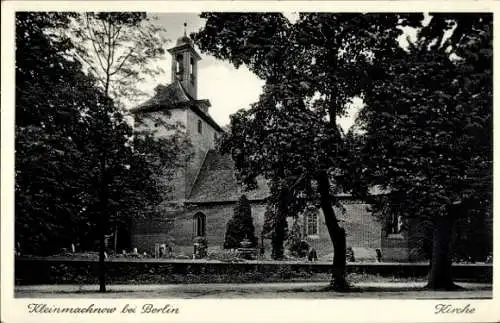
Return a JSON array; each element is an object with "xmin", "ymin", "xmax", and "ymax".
[{"xmin": 167, "ymin": 23, "xmax": 201, "ymax": 99}]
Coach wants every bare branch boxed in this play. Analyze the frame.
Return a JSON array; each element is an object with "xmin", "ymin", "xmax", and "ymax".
[
  {"xmin": 85, "ymin": 14, "xmax": 107, "ymax": 73},
  {"xmin": 113, "ymin": 25, "xmax": 123, "ymax": 41},
  {"xmin": 109, "ymin": 49, "xmax": 134, "ymax": 76},
  {"xmin": 115, "ymin": 70, "xmax": 136, "ymax": 83},
  {"xmin": 85, "ymin": 14, "xmax": 106, "ymax": 57}
]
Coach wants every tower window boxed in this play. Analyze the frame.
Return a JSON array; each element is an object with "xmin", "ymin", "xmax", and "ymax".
[
  {"xmin": 193, "ymin": 212, "xmax": 206, "ymax": 237},
  {"xmin": 198, "ymin": 120, "xmax": 202, "ymax": 134},
  {"xmin": 176, "ymin": 54, "xmax": 183, "ymax": 78},
  {"xmin": 190, "ymin": 58, "xmax": 195, "ymax": 85}
]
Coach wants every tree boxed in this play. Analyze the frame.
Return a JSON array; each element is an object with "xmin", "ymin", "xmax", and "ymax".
[
  {"xmin": 193, "ymin": 13, "xmax": 417, "ymax": 289},
  {"xmin": 224, "ymin": 195, "xmax": 257, "ymax": 249},
  {"xmin": 15, "ymin": 12, "xmax": 187, "ymax": 293},
  {"xmin": 357, "ymin": 13, "xmax": 492, "ymax": 290},
  {"xmin": 15, "ymin": 12, "xmax": 98, "ymax": 255},
  {"xmin": 69, "ymin": 12, "xmax": 182, "ymax": 293},
  {"xmin": 70, "ymin": 12, "xmax": 166, "ymax": 106}
]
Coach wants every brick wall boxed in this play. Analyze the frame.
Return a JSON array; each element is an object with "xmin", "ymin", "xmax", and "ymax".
[
  {"xmin": 131, "ymin": 200, "xmax": 388, "ymax": 261},
  {"xmin": 168, "ymin": 203, "xmax": 270, "ymax": 255},
  {"xmin": 303, "ymin": 203, "xmax": 382, "ymax": 260}
]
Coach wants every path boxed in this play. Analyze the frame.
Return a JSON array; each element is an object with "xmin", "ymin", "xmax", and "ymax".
[{"xmin": 15, "ymin": 282, "xmax": 492, "ymax": 299}]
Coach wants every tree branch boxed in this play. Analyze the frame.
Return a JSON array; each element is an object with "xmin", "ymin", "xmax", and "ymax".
[
  {"xmin": 85, "ymin": 14, "xmax": 107, "ymax": 74},
  {"xmin": 109, "ymin": 49, "xmax": 134, "ymax": 76}
]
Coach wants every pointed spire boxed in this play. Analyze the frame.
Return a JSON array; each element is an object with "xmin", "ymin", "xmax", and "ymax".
[{"xmin": 183, "ymin": 22, "xmax": 187, "ymax": 37}]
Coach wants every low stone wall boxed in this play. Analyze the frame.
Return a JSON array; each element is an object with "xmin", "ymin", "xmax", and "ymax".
[{"xmin": 15, "ymin": 257, "xmax": 492, "ymax": 285}]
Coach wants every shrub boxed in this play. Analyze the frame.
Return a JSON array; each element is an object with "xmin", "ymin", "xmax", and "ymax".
[
  {"xmin": 286, "ymin": 218, "xmax": 309, "ymax": 258},
  {"xmin": 224, "ymin": 195, "xmax": 257, "ymax": 249}
]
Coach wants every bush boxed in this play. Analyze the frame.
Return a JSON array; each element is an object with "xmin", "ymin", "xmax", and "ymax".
[
  {"xmin": 224, "ymin": 195, "xmax": 257, "ymax": 249},
  {"xmin": 286, "ymin": 218, "xmax": 309, "ymax": 258}
]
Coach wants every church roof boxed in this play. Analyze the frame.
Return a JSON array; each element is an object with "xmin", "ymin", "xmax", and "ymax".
[
  {"xmin": 131, "ymin": 81, "xmax": 192, "ymax": 112},
  {"xmin": 187, "ymin": 150, "xmax": 269, "ymax": 203},
  {"xmin": 187, "ymin": 150, "xmax": 386, "ymax": 204},
  {"xmin": 130, "ymin": 81, "xmax": 223, "ymax": 132}
]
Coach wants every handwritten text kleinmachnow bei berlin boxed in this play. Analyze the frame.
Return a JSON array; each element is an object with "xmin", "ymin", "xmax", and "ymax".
[{"xmin": 27, "ymin": 303, "xmax": 180, "ymax": 314}]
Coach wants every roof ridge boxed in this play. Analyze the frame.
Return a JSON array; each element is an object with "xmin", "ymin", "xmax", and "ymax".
[{"xmin": 176, "ymin": 80, "xmax": 195, "ymax": 101}]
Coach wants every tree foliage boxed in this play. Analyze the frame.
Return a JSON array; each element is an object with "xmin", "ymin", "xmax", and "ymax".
[
  {"xmin": 16, "ymin": 12, "xmax": 97, "ymax": 254},
  {"xmin": 193, "ymin": 12, "xmax": 419, "ymax": 288},
  {"xmin": 69, "ymin": 12, "xmax": 167, "ymax": 106}
]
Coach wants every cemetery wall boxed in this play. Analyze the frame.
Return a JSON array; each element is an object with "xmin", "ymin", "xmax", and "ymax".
[{"xmin": 15, "ymin": 257, "xmax": 493, "ymax": 285}]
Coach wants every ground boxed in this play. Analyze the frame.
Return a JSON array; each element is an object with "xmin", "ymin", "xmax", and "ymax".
[{"xmin": 15, "ymin": 282, "xmax": 492, "ymax": 299}]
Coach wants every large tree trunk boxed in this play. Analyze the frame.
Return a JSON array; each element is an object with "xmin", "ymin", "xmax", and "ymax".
[
  {"xmin": 272, "ymin": 187, "xmax": 289, "ymax": 260},
  {"xmin": 426, "ymin": 210, "xmax": 459, "ymax": 290},
  {"xmin": 317, "ymin": 171, "xmax": 349, "ymax": 290}
]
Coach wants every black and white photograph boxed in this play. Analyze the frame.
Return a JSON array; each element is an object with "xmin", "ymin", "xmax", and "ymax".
[{"xmin": 1, "ymin": 2, "xmax": 497, "ymax": 322}]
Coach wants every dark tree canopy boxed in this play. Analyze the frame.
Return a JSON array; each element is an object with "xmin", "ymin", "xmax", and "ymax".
[
  {"xmin": 15, "ymin": 12, "xmax": 187, "ymax": 262},
  {"xmin": 358, "ymin": 13, "xmax": 492, "ymax": 234},
  {"xmin": 357, "ymin": 13, "xmax": 492, "ymax": 288},
  {"xmin": 193, "ymin": 13, "xmax": 423, "ymax": 288}
]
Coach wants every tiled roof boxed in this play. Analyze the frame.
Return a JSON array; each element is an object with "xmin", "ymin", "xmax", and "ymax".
[
  {"xmin": 130, "ymin": 81, "xmax": 222, "ymax": 132},
  {"xmin": 187, "ymin": 150, "xmax": 385, "ymax": 204},
  {"xmin": 187, "ymin": 150, "xmax": 269, "ymax": 203},
  {"xmin": 130, "ymin": 81, "xmax": 191, "ymax": 113}
]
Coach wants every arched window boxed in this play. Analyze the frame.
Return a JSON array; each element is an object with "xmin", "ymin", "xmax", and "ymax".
[
  {"xmin": 305, "ymin": 209, "xmax": 319, "ymax": 236},
  {"xmin": 197, "ymin": 119, "xmax": 202, "ymax": 134},
  {"xmin": 193, "ymin": 212, "xmax": 206, "ymax": 237}
]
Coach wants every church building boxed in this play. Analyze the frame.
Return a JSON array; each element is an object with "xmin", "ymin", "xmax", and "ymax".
[{"xmin": 129, "ymin": 30, "xmax": 417, "ymax": 262}]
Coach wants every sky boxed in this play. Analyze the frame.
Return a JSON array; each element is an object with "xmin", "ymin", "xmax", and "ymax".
[{"xmin": 138, "ymin": 13, "xmax": 429, "ymax": 131}]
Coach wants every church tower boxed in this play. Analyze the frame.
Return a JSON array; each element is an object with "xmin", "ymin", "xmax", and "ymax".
[
  {"xmin": 131, "ymin": 23, "xmax": 222, "ymax": 202},
  {"xmin": 167, "ymin": 23, "xmax": 201, "ymax": 99}
]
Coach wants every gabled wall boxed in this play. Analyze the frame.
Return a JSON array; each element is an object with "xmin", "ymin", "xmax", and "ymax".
[
  {"xmin": 184, "ymin": 108, "xmax": 220, "ymax": 197},
  {"xmin": 134, "ymin": 109, "xmax": 189, "ymax": 201}
]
